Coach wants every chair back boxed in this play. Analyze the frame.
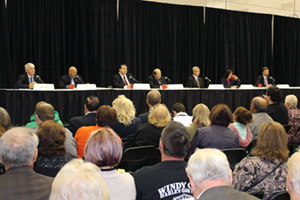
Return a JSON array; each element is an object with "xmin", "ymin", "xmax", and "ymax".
[
  {"xmin": 248, "ymin": 190, "xmax": 264, "ymax": 199},
  {"xmin": 268, "ymin": 191, "xmax": 290, "ymax": 200},
  {"xmin": 222, "ymin": 148, "xmax": 247, "ymax": 170},
  {"xmin": 283, "ymin": 124, "xmax": 291, "ymax": 133}
]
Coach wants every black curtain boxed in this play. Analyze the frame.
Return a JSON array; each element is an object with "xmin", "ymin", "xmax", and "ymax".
[
  {"xmin": 204, "ymin": 8, "xmax": 272, "ymax": 84},
  {"xmin": 273, "ymin": 16, "xmax": 300, "ymax": 86}
]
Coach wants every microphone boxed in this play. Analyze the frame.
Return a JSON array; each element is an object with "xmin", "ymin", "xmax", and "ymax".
[
  {"xmin": 205, "ymin": 77, "xmax": 212, "ymax": 83},
  {"xmin": 75, "ymin": 75, "xmax": 83, "ymax": 83},
  {"xmin": 270, "ymin": 76, "xmax": 276, "ymax": 84},
  {"xmin": 129, "ymin": 75, "xmax": 139, "ymax": 83},
  {"xmin": 35, "ymin": 75, "xmax": 44, "ymax": 83},
  {"xmin": 164, "ymin": 76, "xmax": 171, "ymax": 84}
]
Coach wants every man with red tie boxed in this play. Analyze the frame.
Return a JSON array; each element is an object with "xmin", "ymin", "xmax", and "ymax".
[
  {"xmin": 112, "ymin": 64, "xmax": 134, "ymax": 88},
  {"xmin": 256, "ymin": 66, "xmax": 275, "ymax": 87}
]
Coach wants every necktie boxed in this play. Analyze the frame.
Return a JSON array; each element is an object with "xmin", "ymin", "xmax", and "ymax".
[
  {"xmin": 264, "ymin": 77, "xmax": 268, "ymax": 86},
  {"xmin": 196, "ymin": 78, "xmax": 200, "ymax": 88},
  {"xmin": 157, "ymin": 79, "xmax": 161, "ymax": 85},
  {"xmin": 123, "ymin": 76, "xmax": 128, "ymax": 85},
  {"xmin": 30, "ymin": 77, "xmax": 33, "ymax": 83}
]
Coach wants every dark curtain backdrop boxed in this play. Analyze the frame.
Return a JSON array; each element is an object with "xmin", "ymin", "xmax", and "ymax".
[{"xmin": 273, "ymin": 16, "xmax": 300, "ymax": 86}]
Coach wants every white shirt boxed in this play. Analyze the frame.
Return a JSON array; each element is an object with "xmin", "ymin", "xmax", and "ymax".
[{"xmin": 173, "ymin": 112, "xmax": 193, "ymax": 127}]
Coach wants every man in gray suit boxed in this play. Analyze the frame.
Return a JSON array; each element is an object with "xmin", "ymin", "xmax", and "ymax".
[
  {"xmin": 186, "ymin": 148, "xmax": 258, "ymax": 200},
  {"xmin": 0, "ymin": 127, "xmax": 53, "ymax": 200}
]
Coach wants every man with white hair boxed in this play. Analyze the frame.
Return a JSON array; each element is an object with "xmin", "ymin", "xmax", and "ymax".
[
  {"xmin": 186, "ymin": 148, "xmax": 258, "ymax": 200},
  {"xmin": 15, "ymin": 62, "xmax": 44, "ymax": 88},
  {"xmin": 286, "ymin": 152, "xmax": 300, "ymax": 200},
  {"xmin": 186, "ymin": 66, "xmax": 204, "ymax": 88},
  {"xmin": 285, "ymin": 94, "xmax": 300, "ymax": 143},
  {"xmin": 0, "ymin": 127, "xmax": 53, "ymax": 199}
]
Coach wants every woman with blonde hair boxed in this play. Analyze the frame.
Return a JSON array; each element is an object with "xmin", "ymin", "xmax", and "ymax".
[
  {"xmin": 111, "ymin": 95, "xmax": 141, "ymax": 138},
  {"xmin": 233, "ymin": 121, "xmax": 289, "ymax": 200},
  {"xmin": 228, "ymin": 106, "xmax": 253, "ymax": 147},
  {"xmin": 0, "ymin": 107, "xmax": 11, "ymax": 136},
  {"xmin": 132, "ymin": 104, "xmax": 171, "ymax": 147},
  {"xmin": 186, "ymin": 104, "xmax": 211, "ymax": 141}
]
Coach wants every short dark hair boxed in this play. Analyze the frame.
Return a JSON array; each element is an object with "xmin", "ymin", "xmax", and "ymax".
[
  {"xmin": 223, "ymin": 69, "xmax": 233, "ymax": 79},
  {"xmin": 160, "ymin": 121, "xmax": 190, "ymax": 158},
  {"xmin": 233, "ymin": 106, "xmax": 252, "ymax": 125},
  {"xmin": 35, "ymin": 103, "xmax": 55, "ymax": 121},
  {"xmin": 267, "ymin": 86, "xmax": 282, "ymax": 102},
  {"xmin": 210, "ymin": 104, "xmax": 232, "ymax": 127},
  {"xmin": 262, "ymin": 66, "xmax": 269, "ymax": 72},
  {"xmin": 85, "ymin": 96, "xmax": 100, "ymax": 111},
  {"xmin": 119, "ymin": 64, "xmax": 127, "ymax": 69},
  {"xmin": 171, "ymin": 103, "xmax": 186, "ymax": 113},
  {"xmin": 96, "ymin": 105, "xmax": 117, "ymax": 127}
]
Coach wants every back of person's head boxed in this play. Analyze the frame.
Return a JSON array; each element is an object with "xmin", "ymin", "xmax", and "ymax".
[
  {"xmin": 112, "ymin": 95, "xmax": 135, "ymax": 125},
  {"xmin": 192, "ymin": 104, "xmax": 211, "ymax": 127},
  {"xmin": 0, "ymin": 127, "xmax": 38, "ymax": 168},
  {"xmin": 251, "ymin": 97, "xmax": 267, "ymax": 112},
  {"xmin": 36, "ymin": 120, "xmax": 66, "ymax": 157},
  {"xmin": 96, "ymin": 105, "xmax": 117, "ymax": 127},
  {"xmin": 160, "ymin": 121, "xmax": 190, "ymax": 158},
  {"xmin": 186, "ymin": 148, "xmax": 231, "ymax": 185},
  {"xmin": 0, "ymin": 107, "xmax": 11, "ymax": 136},
  {"xmin": 252, "ymin": 121, "xmax": 289, "ymax": 163},
  {"xmin": 210, "ymin": 104, "xmax": 232, "ymax": 127},
  {"xmin": 223, "ymin": 69, "xmax": 233, "ymax": 79},
  {"xmin": 287, "ymin": 152, "xmax": 300, "ymax": 195},
  {"xmin": 147, "ymin": 90, "xmax": 161, "ymax": 106},
  {"xmin": 149, "ymin": 104, "xmax": 171, "ymax": 127},
  {"xmin": 85, "ymin": 127, "xmax": 122, "ymax": 167},
  {"xmin": 233, "ymin": 106, "xmax": 253, "ymax": 125},
  {"xmin": 285, "ymin": 94, "xmax": 298, "ymax": 108},
  {"xmin": 49, "ymin": 159, "xmax": 109, "ymax": 200},
  {"xmin": 85, "ymin": 96, "xmax": 100, "ymax": 112},
  {"xmin": 35, "ymin": 103, "xmax": 55, "ymax": 121},
  {"xmin": 267, "ymin": 86, "xmax": 282, "ymax": 102},
  {"xmin": 171, "ymin": 102, "xmax": 186, "ymax": 113}
]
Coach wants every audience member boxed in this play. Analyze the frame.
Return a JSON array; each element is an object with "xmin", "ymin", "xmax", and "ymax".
[
  {"xmin": 68, "ymin": 95, "xmax": 100, "ymax": 135},
  {"xmin": 228, "ymin": 106, "xmax": 253, "ymax": 147},
  {"xmin": 132, "ymin": 104, "xmax": 171, "ymax": 147},
  {"xmin": 34, "ymin": 121, "xmax": 74, "ymax": 177},
  {"xmin": 30, "ymin": 102, "xmax": 77, "ymax": 157},
  {"xmin": 265, "ymin": 86, "xmax": 289, "ymax": 124},
  {"xmin": 0, "ymin": 107, "xmax": 11, "ymax": 136},
  {"xmin": 221, "ymin": 69, "xmax": 240, "ymax": 88},
  {"xmin": 186, "ymin": 103, "xmax": 211, "ymax": 141},
  {"xmin": 74, "ymin": 105, "xmax": 117, "ymax": 158},
  {"xmin": 148, "ymin": 68, "xmax": 167, "ymax": 88},
  {"xmin": 15, "ymin": 62, "xmax": 44, "ymax": 89},
  {"xmin": 187, "ymin": 104, "xmax": 239, "ymax": 158},
  {"xmin": 186, "ymin": 148, "xmax": 258, "ymax": 200},
  {"xmin": 26, "ymin": 101, "xmax": 63, "ymax": 128},
  {"xmin": 111, "ymin": 95, "xmax": 141, "ymax": 138},
  {"xmin": 85, "ymin": 128, "xmax": 135, "ymax": 200},
  {"xmin": 286, "ymin": 152, "xmax": 300, "ymax": 200},
  {"xmin": 256, "ymin": 66, "xmax": 275, "ymax": 87},
  {"xmin": 134, "ymin": 121, "xmax": 193, "ymax": 200},
  {"xmin": 0, "ymin": 127, "xmax": 53, "ymax": 199},
  {"xmin": 186, "ymin": 66, "xmax": 204, "ymax": 88},
  {"xmin": 232, "ymin": 122, "xmax": 288, "ymax": 200},
  {"xmin": 171, "ymin": 102, "xmax": 192, "ymax": 127},
  {"xmin": 285, "ymin": 94, "xmax": 300, "ymax": 143},
  {"xmin": 49, "ymin": 159, "xmax": 109, "ymax": 200},
  {"xmin": 111, "ymin": 64, "xmax": 134, "ymax": 88},
  {"xmin": 57, "ymin": 66, "xmax": 85, "ymax": 88},
  {"xmin": 248, "ymin": 96, "xmax": 273, "ymax": 140},
  {"xmin": 138, "ymin": 90, "xmax": 161, "ymax": 123}
]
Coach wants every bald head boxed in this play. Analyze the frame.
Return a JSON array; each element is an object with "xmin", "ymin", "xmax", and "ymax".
[
  {"xmin": 250, "ymin": 97, "xmax": 268, "ymax": 113},
  {"xmin": 69, "ymin": 66, "xmax": 77, "ymax": 78},
  {"xmin": 153, "ymin": 68, "xmax": 162, "ymax": 79}
]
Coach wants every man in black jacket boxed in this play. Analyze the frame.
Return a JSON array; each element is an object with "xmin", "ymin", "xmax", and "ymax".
[
  {"xmin": 15, "ymin": 63, "xmax": 44, "ymax": 88},
  {"xmin": 186, "ymin": 66, "xmax": 204, "ymax": 88},
  {"xmin": 256, "ymin": 66, "xmax": 275, "ymax": 87},
  {"xmin": 111, "ymin": 64, "xmax": 134, "ymax": 88},
  {"xmin": 57, "ymin": 66, "xmax": 85, "ymax": 88}
]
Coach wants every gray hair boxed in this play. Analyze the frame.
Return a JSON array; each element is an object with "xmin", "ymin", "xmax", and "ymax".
[
  {"xmin": 49, "ymin": 159, "xmax": 109, "ymax": 200},
  {"xmin": 285, "ymin": 94, "xmax": 298, "ymax": 108},
  {"xmin": 287, "ymin": 152, "xmax": 300, "ymax": 195},
  {"xmin": 0, "ymin": 127, "xmax": 38, "ymax": 167},
  {"xmin": 24, "ymin": 63, "xmax": 35, "ymax": 71},
  {"xmin": 192, "ymin": 66, "xmax": 200, "ymax": 73},
  {"xmin": 252, "ymin": 98, "xmax": 266, "ymax": 112},
  {"xmin": 186, "ymin": 148, "xmax": 231, "ymax": 185}
]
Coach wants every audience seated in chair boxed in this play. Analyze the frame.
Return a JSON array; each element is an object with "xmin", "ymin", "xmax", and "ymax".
[
  {"xmin": 138, "ymin": 90, "xmax": 161, "ymax": 123},
  {"xmin": 0, "ymin": 107, "xmax": 11, "ymax": 136},
  {"xmin": 232, "ymin": 122, "xmax": 289, "ymax": 200},
  {"xmin": 285, "ymin": 94, "xmax": 300, "ymax": 144},
  {"xmin": 171, "ymin": 102, "xmax": 193, "ymax": 127},
  {"xmin": 286, "ymin": 152, "xmax": 300, "ymax": 200}
]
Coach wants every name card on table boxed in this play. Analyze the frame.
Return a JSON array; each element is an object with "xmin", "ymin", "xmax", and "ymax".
[
  {"xmin": 167, "ymin": 84, "xmax": 184, "ymax": 89},
  {"xmin": 132, "ymin": 83, "xmax": 151, "ymax": 90},
  {"xmin": 239, "ymin": 84, "xmax": 254, "ymax": 89},
  {"xmin": 208, "ymin": 84, "xmax": 224, "ymax": 89},
  {"xmin": 276, "ymin": 84, "xmax": 290, "ymax": 89},
  {"xmin": 76, "ymin": 84, "xmax": 97, "ymax": 90},
  {"xmin": 33, "ymin": 84, "xmax": 55, "ymax": 90}
]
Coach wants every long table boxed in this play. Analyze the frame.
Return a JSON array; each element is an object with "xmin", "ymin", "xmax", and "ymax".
[{"xmin": 1, "ymin": 87, "xmax": 299, "ymax": 126}]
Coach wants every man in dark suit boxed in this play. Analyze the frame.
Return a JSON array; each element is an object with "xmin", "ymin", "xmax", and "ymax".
[
  {"xmin": 186, "ymin": 148, "xmax": 258, "ymax": 200},
  {"xmin": 148, "ymin": 68, "xmax": 168, "ymax": 88},
  {"xmin": 138, "ymin": 90, "xmax": 161, "ymax": 123},
  {"xmin": 0, "ymin": 127, "xmax": 53, "ymax": 199},
  {"xmin": 57, "ymin": 66, "xmax": 85, "ymax": 88},
  {"xmin": 186, "ymin": 66, "xmax": 204, "ymax": 88},
  {"xmin": 256, "ymin": 66, "xmax": 275, "ymax": 87},
  {"xmin": 69, "ymin": 95, "xmax": 100, "ymax": 136},
  {"xmin": 111, "ymin": 64, "xmax": 135, "ymax": 88},
  {"xmin": 15, "ymin": 62, "xmax": 44, "ymax": 88}
]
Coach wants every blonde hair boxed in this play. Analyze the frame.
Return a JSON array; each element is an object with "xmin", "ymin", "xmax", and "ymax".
[
  {"xmin": 149, "ymin": 104, "xmax": 171, "ymax": 127},
  {"xmin": 0, "ymin": 107, "xmax": 11, "ymax": 136},
  {"xmin": 192, "ymin": 104, "xmax": 211, "ymax": 127},
  {"xmin": 112, "ymin": 95, "xmax": 136, "ymax": 126}
]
